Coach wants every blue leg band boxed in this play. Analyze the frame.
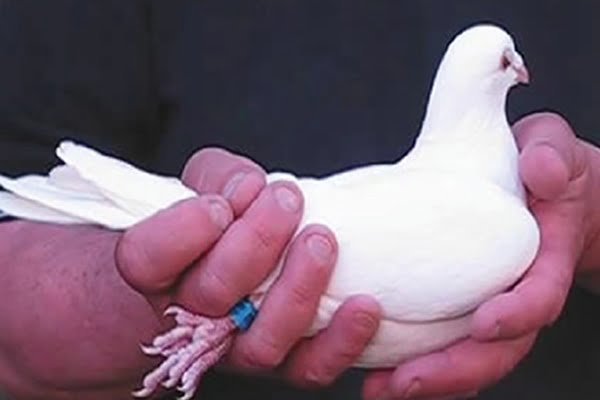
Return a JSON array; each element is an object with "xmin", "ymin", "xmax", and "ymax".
[{"xmin": 230, "ymin": 298, "xmax": 258, "ymax": 331}]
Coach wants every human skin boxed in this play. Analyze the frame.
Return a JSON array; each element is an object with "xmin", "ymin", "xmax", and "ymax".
[
  {"xmin": 362, "ymin": 112, "xmax": 600, "ymax": 400},
  {"xmin": 3, "ymin": 112, "xmax": 597, "ymax": 400},
  {"xmin": 0, "ymin": 149, "xmax": 381, "ymax": 399}
]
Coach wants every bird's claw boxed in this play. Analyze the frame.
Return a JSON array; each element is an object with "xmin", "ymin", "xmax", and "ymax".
[{"xmin": 133, "ymin": 310, "xmax": 236, "ymax": 399}]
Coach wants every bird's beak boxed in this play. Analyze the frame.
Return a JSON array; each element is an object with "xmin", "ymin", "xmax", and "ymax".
[
  {"xmin": 504, "ymin": 49, "xmax": 530, "ymax": 85},
  {"xmin": 514, "ymin": 63, "xmax": 530, "ymax": 84}
]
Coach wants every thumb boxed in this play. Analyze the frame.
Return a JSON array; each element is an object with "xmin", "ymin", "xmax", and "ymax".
[{"xmin": 513, "ymin": 112, "xmax": 584, "ymax": 201}]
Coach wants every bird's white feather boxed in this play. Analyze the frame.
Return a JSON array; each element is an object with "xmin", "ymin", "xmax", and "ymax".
[
  {"xmin": 48, "ymin": 165, "xmax": 105, "ymax": 195},
  {"xmin": 0, "ymin": 24, "xmax": 540, "ymax": 369},
  {"xmin": 56, "ymin": 141, "xmax": 196, "ymax": 220},
  {"xmin": 0, "ymin": 174, "xmax": 137, "ymax": 229},
  {"xmin": 0, "ymin": 191, "xmax": 88, "ymax": 225}
]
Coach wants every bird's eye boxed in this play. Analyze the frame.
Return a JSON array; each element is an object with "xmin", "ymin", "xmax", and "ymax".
[
  {"xmin": 501, "ymin": 49, "xmax": 514, "ymax": 71},
  {"xmin": 501, "ymin": 53, "xmax": 511, "ymax": 70}
]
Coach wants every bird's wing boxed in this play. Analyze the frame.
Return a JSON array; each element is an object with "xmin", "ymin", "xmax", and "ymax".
[
  {"xmin": 48, "ymin": 165, "xmax": 105, "ymax": 195},
  {"xmin": 0, "ymin": 191, "xmax": 88, "ymax": 225},
  {"xmin": 0, "ymin": 141, "xmax": 199, "ymax": 229},
  {"xmin": 56, "ymin": 141, "xmax": 196, "ymax": 219},
  {"xmin": 0, "ymin": 174, "xmax": 138, "ymax": 229}
]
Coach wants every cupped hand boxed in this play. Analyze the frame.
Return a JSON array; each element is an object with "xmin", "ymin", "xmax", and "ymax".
[
  {"xmin": 363, "ymin": 112, "xmax": 600, "ymax": 400},
  {"xmin": 116, "ymin": 147, "xmax": 381, "ymax": 388}
]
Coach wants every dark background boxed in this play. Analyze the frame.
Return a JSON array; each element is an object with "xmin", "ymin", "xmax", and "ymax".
[{"xmin": 1, "ymin": 1, "xmax": 600, "ymax": 399}]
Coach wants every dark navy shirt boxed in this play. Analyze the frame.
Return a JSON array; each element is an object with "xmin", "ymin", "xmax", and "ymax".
[{"xmin": 1, "ymin": 1, "xmax": 600, "ymax": 399}]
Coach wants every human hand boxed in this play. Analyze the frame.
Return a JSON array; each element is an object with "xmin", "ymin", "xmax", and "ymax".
[
  {"xmin": 116, "ymin": 147, "xmax": 381, "ymax": 388},
  {"xmin": 362, "ymin": 112, "xmax": 600, "ymax": 400}
]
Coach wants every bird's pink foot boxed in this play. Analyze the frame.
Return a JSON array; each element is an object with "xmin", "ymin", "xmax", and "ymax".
[{"xmin": 133, "ymin": 306, "xmax": 236, "ymax": 400}]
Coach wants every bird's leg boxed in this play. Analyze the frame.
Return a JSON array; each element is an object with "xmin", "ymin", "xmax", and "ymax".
[
  {"xmin": 132, "ymin": 306, "xmax": 236, "ymax": 399},
  {"xmin": 133, "ymin": 299, "xmax": 258, "ymax": 400}
]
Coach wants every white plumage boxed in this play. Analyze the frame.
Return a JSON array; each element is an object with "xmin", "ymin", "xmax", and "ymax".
[{"xmin": 0, "ymin": 24, "xmax": 540, "ymax": 397}]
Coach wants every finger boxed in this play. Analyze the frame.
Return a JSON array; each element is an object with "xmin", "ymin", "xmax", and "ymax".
[
  {"xmin": 472, "ymin": 191, "xmax": 581, "ymax": 340},
  {"xmin": 411, "ymin": 393, "xmax": 479, "ymax": 400},
  {"xmin": 283, "ymin": 295, "xmax": 381, "ymax": 387},
  {"xmin": 513, "ymin": 112, "xmax": 584, "ymax": 200},
  {"xmin": 115, "ymin": 195, "xmax": 233, "ymax": 294},
  {"xmin": 377, "ymin": 334, "xmax": 536, "ymax": 399},
  {"xmin": 176, "ymin": 181, "xmax": 304, "ymax": 315},
  {"xmin": 182, "ymin": 147, "xmax": 266, "ymax": 216},
  {"xmin": 363, "ymin": 373, "xmax": 478, "ymax": 400},
  {"xmin": 363, "ymin": 370, "xmax": 394, "ymax": 400},
  {"xmin": 226, "ymin": 225, "xmax": 338, "ymax": 371}
]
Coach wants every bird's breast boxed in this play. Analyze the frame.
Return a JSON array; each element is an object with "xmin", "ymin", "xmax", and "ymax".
[{"xmin": 297, "ymin": 170, "xmax": 540, "ymax": 323}]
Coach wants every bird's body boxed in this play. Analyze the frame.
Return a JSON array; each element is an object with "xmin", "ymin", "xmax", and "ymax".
[
  {"xmin": 258, "ymin": 24, "xmax": 539, "ymax": 366},
  {"xmin": 266, "ymin": 128, "xmax": 537, "ymax": 367},
  {"xmin": 0, "ymin": 24, "xmax": 540, "ymax": 398}
]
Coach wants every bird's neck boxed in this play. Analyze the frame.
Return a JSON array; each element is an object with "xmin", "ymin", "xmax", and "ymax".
[
  {"xmin": 420, "ymin": 71, "xmax": 511, "ymax": 137},
  {"xmin": 404, "ymin": 86, "xmax": 525, "ymax": 200}
]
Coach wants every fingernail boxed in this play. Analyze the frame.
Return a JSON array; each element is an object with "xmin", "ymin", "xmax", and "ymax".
[
  {"xmin": 208, "ymin": 197, "xmax": 232, "ymax": 229},
  {"xmin": 307, "ymin": 234, "xmax": 334, "ymax": 264},
  {"xmin": 400, "ymin": 378, "xmax": 422, "ymax": 399},
  {"xmin": 222, "ymin": 171, "xmax": 247, "ymax": 200},
  {"xmin": 274, "ymin": 185, "xmax": 301, "ymax": 213}
]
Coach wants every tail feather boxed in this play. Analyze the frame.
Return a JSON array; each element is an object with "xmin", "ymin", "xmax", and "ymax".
[
  {"xmin": 56, "ymin": 141, "xmax": 195, "ymax": 218},
  {"xmin": 0, "ymin": 192, "xmax": 88, "ymax": 225},
  {"xmin": 0, "ymin": 174, "xmax": 137, "ymax": 229},
  {"xmin": 0, "ymin": 141, "xmax": 199, "ymax": 229},
  {"xmin": 48, "ymin": 165, "xmax": 104, "ymax": 195}
]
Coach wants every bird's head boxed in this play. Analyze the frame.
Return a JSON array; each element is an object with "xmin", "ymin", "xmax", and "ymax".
[
  {"xmin": 501, "ymin": 46, "xmax": 529, "ymax": 85},
  {"xmin": 420, "ymin": 24, "xmax": 530, "ymax": 137},
  {"xmin": 415, "ymin": 24, "xmax": 532, "ymax": 196},
  {"xmin": 437, "ymin": 24, "xmax": 530, "ymax": 95}
]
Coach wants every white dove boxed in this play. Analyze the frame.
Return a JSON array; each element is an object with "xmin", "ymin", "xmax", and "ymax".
[{"xmin": 0, "ymin": 23, "xmax": 539, "ymax": 400}]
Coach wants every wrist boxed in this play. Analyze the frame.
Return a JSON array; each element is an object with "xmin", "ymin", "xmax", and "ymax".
[{"xmin": 0, "ymin": 222, "xmax": 163, "ymax": 395}]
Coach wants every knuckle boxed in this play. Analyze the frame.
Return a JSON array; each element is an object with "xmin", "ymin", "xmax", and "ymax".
[
  {"xmin": 349, "ymin": 309, "xmax": 380, "ymax": 340},
  {"xmin": 287, "ymin": 280, "xmax": 316, "ymax": 308},
  {"xmin": 243, "ymin": 219, "xmax": 276, "ymax": 254},
  {"xmin": 194, "ymin": 268, "xmax": 237, "ymax": 315},
  {"xmin": 331, "ymin": 345, "xmax": 360, "ymax": 367},
  {"xmin": 198, "ymin": 195, "xmax": 234, "ymax": 231}
]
